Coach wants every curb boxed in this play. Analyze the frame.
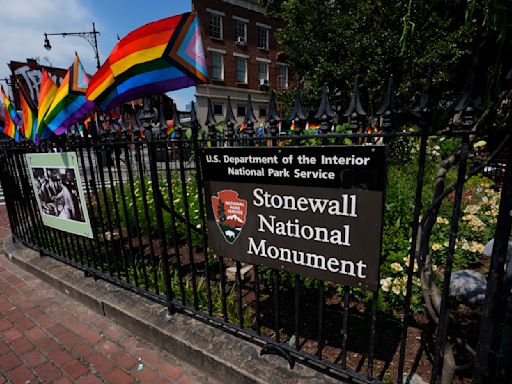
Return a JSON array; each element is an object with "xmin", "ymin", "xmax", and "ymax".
[{"xmin": 3, "ymin": 236, "xmax": 343, "ymax": 384}]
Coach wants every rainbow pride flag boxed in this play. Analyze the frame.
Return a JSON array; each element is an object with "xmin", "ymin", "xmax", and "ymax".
[
  {"xmin": 1, "ymin": 87, "xmax": 20, "ymax": 141},
  {"xmin": 87, "ymin": 12, "xmax": 207, "ymax": 112},
  {"xmin": 18, "ymin": 84, "xmax": 38, "ymax": 142},
  {"xmin": 43, "ymin": 55, "xmax": 94, "ymax": 137},
  {"xmin": 166, "ymin": 118, "xmax": 176, "ymax": 137},
  {"xmin": 1, "ymin": 102, "xmax": 19, "ymax": 141},
  {"xmin": 37, "ymin": 69, "xmax": 58, "ymax": 141},
  {"xmin": 1, "ymin": 86, "xmax": 21, "ymax": 127}
]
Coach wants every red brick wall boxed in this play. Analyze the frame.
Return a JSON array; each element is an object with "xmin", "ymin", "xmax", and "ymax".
[{"xmin": 193, "ymin": 0, "xmax": 290, "ymax": 91}]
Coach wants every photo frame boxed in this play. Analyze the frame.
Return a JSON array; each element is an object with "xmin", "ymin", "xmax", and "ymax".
[{"xmin": 26, "ymin": 152, "xmax": 94, "ymax": 239}]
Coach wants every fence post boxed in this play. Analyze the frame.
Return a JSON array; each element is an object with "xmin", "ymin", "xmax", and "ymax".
[
  {"xmin": 431, "ymin": 103, "xmax": 473, "ymax": 384},
  {"xmin": 191, "ymin": 102, "xmax": 213, "ymax": 316},
  {"xmin": 473, "ymin": 86, "xmax": 512, "ymax": 383},
  {"xmin": 142, "ymin": 98, "xmax": 175, "ymax": 315},
  {"xmin": 397, "ymin": 74, "xmax": 431, "ymax": 383}
]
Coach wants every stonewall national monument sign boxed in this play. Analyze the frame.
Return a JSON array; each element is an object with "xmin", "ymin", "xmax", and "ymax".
[{"xmin": 202, "ymin": 146, "xmax": 387, "ymax": 291}]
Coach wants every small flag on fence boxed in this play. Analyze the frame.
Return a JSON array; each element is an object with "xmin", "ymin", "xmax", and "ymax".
[
  {"xmin": 307, "ymin": 122, "xmax": 320, "ymax": 131},
  {"xmin": 289, "ymin": 119, "xmax": 296, "ymax": 132},
  {"xmin": 167, "ymin": 118, "xmax": 175, "ymax": 137},
  {"xmin": 257, "ymin": 123, "xmax": 265, "ymax": 136},
  {"xmin": 87, "ymin": 11, "xmax": 208, "ymax": 112},
  {"xmin": 239, "ymin": 121, "xmax": 246, "ymax": 132}
]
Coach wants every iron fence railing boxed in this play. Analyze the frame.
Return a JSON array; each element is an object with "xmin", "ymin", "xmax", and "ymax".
[{"xmin": 1, "ymin": 85, "xmax": 512, "ymax": 384}]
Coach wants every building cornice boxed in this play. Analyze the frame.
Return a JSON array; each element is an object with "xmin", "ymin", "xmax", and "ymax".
[{"xmin": 223, "ymin": 0, "xmax": 264, "ymax": 14}]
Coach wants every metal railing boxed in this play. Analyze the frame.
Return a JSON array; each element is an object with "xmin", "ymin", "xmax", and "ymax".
[{"xmin": 1, "ymin": 83, "xmax": 511, "ymax": 383}]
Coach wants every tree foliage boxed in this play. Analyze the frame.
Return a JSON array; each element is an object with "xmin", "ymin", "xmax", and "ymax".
[{"xmin": 261, "ymin": 0, "xmax": 511, "ymax": 116}]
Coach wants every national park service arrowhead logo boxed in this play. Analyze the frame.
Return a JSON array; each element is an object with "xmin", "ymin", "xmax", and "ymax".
[{"xmin": 211, "ymin": 190, "xmax": 247, "ymax": 244}]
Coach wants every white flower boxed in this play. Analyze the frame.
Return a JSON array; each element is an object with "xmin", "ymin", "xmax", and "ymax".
[
  {"xmin": 380, "ymin": 277, "xmax": 392, "ymax": 292},
  {"xmin": 392, "ymin": 285, "xmax": 402, "ymax": 295}
]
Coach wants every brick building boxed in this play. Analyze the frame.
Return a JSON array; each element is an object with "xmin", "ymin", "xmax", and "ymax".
[{"xmin": 192, "ymin": 0, "xmax": 290, "ymax": 126}]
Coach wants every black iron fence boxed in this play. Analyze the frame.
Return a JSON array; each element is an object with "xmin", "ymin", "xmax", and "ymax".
[{"xmin": 1, "ymin": 83, "xmax": 512, "ymax": 384}]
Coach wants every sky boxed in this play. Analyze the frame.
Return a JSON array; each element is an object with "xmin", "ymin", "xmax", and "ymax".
[{"xmin": 0, "ymin": 0, "xmax": 195, "ymax": 109}]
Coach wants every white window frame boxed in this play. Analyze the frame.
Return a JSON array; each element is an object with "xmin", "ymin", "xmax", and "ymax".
[
  {"xmin": 258, "ymin": 61, "xmax": 269, "ymax": 84},
  {"xmin": 207, "ymin": 9, "xmax": 224, "ymax": 40},
  {"xmin": 257, "ymin": 24, "xmax": 270, "ymax": 50},
  {"xmin": 235, "ymin": 56, "xmax": 248, "ymax": 84},
  {"xmin": 277, "ymin": 63, "xmax": 289, "ymax": 90},
  {"xmin": 233, "ymin": 17, "xmax": 248, "ymax": 44},
  {"xmin": 209, "ymin": 51, "xmax": 224, "ymax": 81}
]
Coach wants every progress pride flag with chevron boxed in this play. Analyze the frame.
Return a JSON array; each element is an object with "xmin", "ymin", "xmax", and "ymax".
[{"xmin": 86, "ymin": 12, "xmax": 208, "ymax": 112}]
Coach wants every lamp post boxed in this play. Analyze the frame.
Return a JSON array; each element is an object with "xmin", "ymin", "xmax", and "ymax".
[{"xmin": 43, "ymin": 23, "xmax": 101, "ymax": 69}]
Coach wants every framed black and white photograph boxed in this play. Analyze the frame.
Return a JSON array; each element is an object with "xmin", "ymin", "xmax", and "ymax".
[{"xmin": 26, "ymin": 153, "xmax": 93, "ymax": 238}]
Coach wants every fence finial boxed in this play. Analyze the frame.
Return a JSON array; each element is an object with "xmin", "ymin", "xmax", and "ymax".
[
  {"xmin": 205, "ymin": 98, "xmax": 217, "ymax": 140},
  {"xmin": 377, "ymin": 75, "xmax": 400, "ymax": 132},
  {"xmin": 243, "ymin": 94, "xmax": 257, "ymax": 136},
  {"xmin": 224, "ymin": 96, "xmax": 237, "ymax": 139},
  {"xmin": 455, "ymin": 72, "xmax": 482, "ymax": 129},
  {"xmin": 171, "ymin": 102, "xmax": 183, "ymax": 140},
  {"xmin": 290, "ymin": 89, "xmax": 305, "ymax": 134},
  {"xmin": 315, "ymin": 84, "xmax": 335, "ymax": 134},
  {"xmin": 158, "ymin": 95, "xmax": 168, "ymax": 134},
  {"xmin": 412, "ymin": 70, "xmax": 433, "ymax": 131},
  {"xmin": 343, "ymin": 77, "xmax": 366, "ymax": 132},
  {"xmin": 266, "ymin": 91, "xmax": 280, "ymax": 136}
]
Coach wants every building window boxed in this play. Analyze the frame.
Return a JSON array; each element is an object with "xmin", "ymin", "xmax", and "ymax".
[
  {"xmin": 278, "ymin": 65, "xmax": 289, "ymax": 90},
  {"xmin": 257, "ymin": 27, "xmax": 269, "ymax": 50},
  {"xmin": 213, "ymin": 103, "xmax": 223, "ymax": 116},
  {"xmin": 259, "ymin": 107, "xmax": 267, "ymax": 117},
  {"xmin": 235, "ymin": 57, "xmax": 247, "ymax": 84},
  {"xmin": 210, "ymin": 53, "xmax": 224, "ymax": 80},
  {"xmin": 258, "ymin": 62, "xmax": 269, "ymax": 85},
  {"xmin": 234, "ymin": 20, "xmax": 247, "ymax": 45},
  {"xmin": 209, "ymin": 13, "xmax": 223, "ymax": 39},
  {"xmin": 237, "ymin": 105, "xmax": 246, "ymax": 117}
]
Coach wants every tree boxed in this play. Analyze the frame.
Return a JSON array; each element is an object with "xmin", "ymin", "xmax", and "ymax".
[{"xmin": 261, "ymin": 0, "xmax": 511, "ymax": 117}]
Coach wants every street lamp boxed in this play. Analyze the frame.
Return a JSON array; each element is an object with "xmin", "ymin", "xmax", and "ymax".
[{"xmin": 43, "ymin": 23, "xmax": 101, "ymax": 69}]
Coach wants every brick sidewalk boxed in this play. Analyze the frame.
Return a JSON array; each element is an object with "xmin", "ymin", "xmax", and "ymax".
[
  {"xmin": 0, "ymin": 247, "xmax": 218, "ymax": 384},
  {"xmin": 0, "ymin": 205, "xmax": 11, "ymax": 240}
]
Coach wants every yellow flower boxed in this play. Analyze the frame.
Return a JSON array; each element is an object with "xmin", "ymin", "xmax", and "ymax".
[
  {"xmin": 470, "ymin": 241, "xmax": 485, "ymax": 253},
  {"xmin": 473, "ymin": 140, "xmax": 487, "ymax": 148},
  {"xmin": 392, "ymin": 285, "xmax": 402, "ymax": 295},
  {"xmin": 436, "ymin": 217, "xmax": 449, "ymax": 224},
  {"xmin": 464, "ymin": 205, "xmax": 479, "ymax": 214},
  {"xmin": 390, "ymin": 262, "xmax": 404, "ymax": 272},
  {"xmin": 432, "ymin": 243, "xmax": 442, "ymax": 251}
]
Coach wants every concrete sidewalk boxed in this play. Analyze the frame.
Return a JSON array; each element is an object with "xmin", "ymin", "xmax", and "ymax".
[{"xmin": 0, "ymin": 242, "xmax": 217, "ymax": 384}]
